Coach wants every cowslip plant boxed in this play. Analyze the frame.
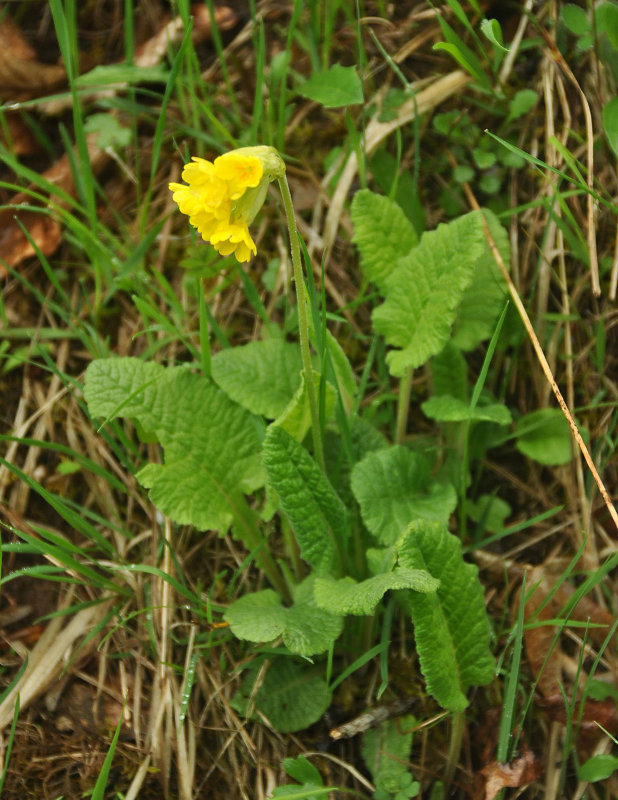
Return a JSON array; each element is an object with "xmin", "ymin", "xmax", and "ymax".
[{"xmin": 84, "ymin": 146, "xmax": 499, "ymax": 735}]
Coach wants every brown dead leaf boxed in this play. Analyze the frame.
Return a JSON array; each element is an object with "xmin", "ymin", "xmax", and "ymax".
[
  {"xmin": 0, "ymin": 210, "xmax": 62, "ymax": 272},
  {"xmin": 0, "ymin": 18, "xmax": 66, "ymax": 101},
  {"xmin": 537, "ymin": 695, "xmax": 618, "ymax": 746},
  {"xmin": 0, "ymin": 134, "xmax": 108, "ymax": 275},
  {"xmin": 478, "ymin": 746, "xmax": 542, "ymax": 800},
  {"xmin": 0, "ymin": 113, "xmax": 40, "ymax": 156},
  {"xmin": 523, "ymin": 567, "xmax": 616, "ymax": 698}
]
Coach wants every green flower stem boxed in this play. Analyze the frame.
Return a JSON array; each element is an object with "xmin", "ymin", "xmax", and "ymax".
[
  {"xmin": 395, "ymin": 367, "xmax": 413, "ymax": 445},
  {"xmin": 232, "ymin": 492, "xmax": 291, "ymax": 604},
  {"xmin": 445, "ymin": 711, "xmax": 464, "ymax": 785},
  {"xmin": 278, "ymin": 175, "xmax": 325, "ymax": 471}
]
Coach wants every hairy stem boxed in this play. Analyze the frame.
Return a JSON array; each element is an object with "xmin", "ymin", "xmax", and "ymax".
[{"xmin": 278, "ymin": 175, "xmax": 325, "ymax": 471}]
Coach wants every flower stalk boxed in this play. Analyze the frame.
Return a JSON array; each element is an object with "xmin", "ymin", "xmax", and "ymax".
[{"xmin": 278, "ymin": 174, "xmax": 325, "ymax": 471}]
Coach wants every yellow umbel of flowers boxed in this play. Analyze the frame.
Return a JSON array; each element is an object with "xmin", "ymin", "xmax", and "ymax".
[{"xmin": 170, "ymin": 146, "xmax": 285, "ymax": 263}]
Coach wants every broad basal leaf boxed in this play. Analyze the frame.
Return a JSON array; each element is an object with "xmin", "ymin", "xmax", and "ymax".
[
  {"xmin": 515, "ymin": 407, "xmax": 573, "ymax": 465},
  {"xmin": 351, "ymin": 189, "xmax": 418, "ymax": 292},
  {"xmin": 451, "ymin": 209, "xmax": 509, "ymax": 351},
  {"xmin": 314, "ymin": 568, "xmax": 438, "ymax": 616},
  {"xmin": 421, "ymin": 394, "xmax": 512, "ymax": 425},
  {"xmin": 351, "ymin": 446, "xmax": 456, "ymax": 545},
  {"xmin": 212, "ymin": 338, "xmax": 303, "ymax": 418},
  {"xmin": 235, "ymin": 658, "xmax": 331, "ymax": 733},
  {"xmin": 225, "ymin": 580, "xmax": 343, "ymax": 656},
  {"xmin": 372, "ymin": 211, "xmax": 487, "ymax": 375},
  {"xmin": 84, "ymin": 358, "xmax": 264, "ymax": 531},
  {"xmin": 397, "ymin": 520, "xmax": 494, "ymax": 711},
  {"xmin": 262, "ymin": 425, "xmax": 347, "ymax": 574},
  {"xmin": 362, "ymin": 716, "xmax": 419, "ymax": 799}
]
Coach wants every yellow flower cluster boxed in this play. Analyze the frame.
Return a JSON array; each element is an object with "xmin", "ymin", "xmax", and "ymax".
[{"xmin": 169, "ymin": 146, "xmax": 285, "ymax": 264}]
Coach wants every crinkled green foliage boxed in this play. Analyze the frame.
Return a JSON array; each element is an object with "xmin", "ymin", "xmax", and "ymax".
[
  {"xmin": 262, "ymin": 425, "xmax": 347, "ymax": 574},
  {"xmin": 397, "ymin": 520, "xmax": 495, "ymax": 710},
  {"xmin": 84, "ymin": 358, "xmax": 263, "ymax": 531},
  {"xmin": 234, "ymin": 659, "xmax": 331, "ymax": 733},
  {"xmin": 421, "ymin": 394, "xmax": 512, "ymax": 425},
  {"xmin": 450, "ymin": 209, "xmax": 509, "ymax": 351},
  {"xmin": 362, "ymin": 716, "xmax": 419, "ymax": 800},
  {"xmin": 351, "ymin": 190, "xmax": 419, "ymax": 292},
  {"xmin": 211, "ymin": 338, "xmax": 303, "ymax": 418},
  {"xmin": 351, "ymin": 446, "xmax": 457, "ymax": 545},
  {"xmin": 314, "ymin": 568, "xmax": 438, "ymax": 616},
  {"xmin": 225, "ymin": 578, "xmax": 343, "ymax": 656},
  {"xmin": 515, "ymin": 407, "xmax": 573, "ymax": 465},
  {"xmin": 372, "ymin": 211, "xmax": 487, "ymax": 375}
]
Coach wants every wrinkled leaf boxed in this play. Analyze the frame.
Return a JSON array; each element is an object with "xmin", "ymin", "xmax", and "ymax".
[
  {"xmin": 84, "ymin": 358, "xmax": 264, "ymax": 531},
  {"xmin": 351, "ymin": 446, "xmax": 456, "ymax": 545},
  {"xmin": 398, "ymin": 521, "xmax": 495, "ymax": 710}
]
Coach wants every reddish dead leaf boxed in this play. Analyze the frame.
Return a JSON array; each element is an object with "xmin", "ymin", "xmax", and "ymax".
[
  {"xmin": 0, "ymin": 134, "xmax": 108, "ymax": 275},
  {"xmin": 478, "ymin": 746, "xmax": 542, "ymax": 800},
  {"xmin": 0, "ymin": 113, "xmax": 40, "ymax": 156},
  {"xmin": 537, "ymin": 695, "xmax": 618, "ymax": 747},
  {"xmin": 523, "ymin": 567, "xmax": 563, "ymax": 698},
  {"xmin": 0, "ymin": 17, "xmax": 66, "ymax": 101},
  {"xmin": 523, "ymin": 567, "xmax": 617, "ymax": 698},
  {"xmin": 0, "ymin": 623, "xmax": 45, "ymax": 650},
  {"xmin": 0, "ymin": 211, "xmax": 62, "ymax": 271}
]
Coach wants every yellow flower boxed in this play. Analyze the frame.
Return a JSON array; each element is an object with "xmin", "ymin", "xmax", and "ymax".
[{"xmin": 170, "ymin": 146, "xmax": 285, "ymax": 263}]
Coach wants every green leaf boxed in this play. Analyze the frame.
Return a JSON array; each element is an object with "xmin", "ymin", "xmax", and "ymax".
[
  {"xmin": 507, "ymin": 89, "xmax": 538, "ymax": 122},
  {"xmin": 76, "ymin": 63, "xmax": 170, "ymax": 86},
  {"xmin": 84, "ymin": 358, "xmax": 264, "ymax": 531},
  {"xmin": 351, "ymin": 446, "xmax": 457, "ymax": 545},
  {"xmin": 362, "ymin": 716, "xmax": 418, "ymax": 799},
  {"xmin": 597, "ymin": 3, "xmax": 618, "ymax": 50},
  {"xmin": 431, "ymin": 343, "xmax": 468, "ymax": 401},
  {"xmin": 275, "ymin": 370, "xmax": 336, "ymax": 442},
  {"xmin": 263, "ymin": 425, "xmax": 347, "ymax": 574},
  {"xmin": 421, "ymin": 395, "xmax": 512, "ymax": 425},
  {"xmin": 467, "ymin": 494, "xmax": 511, "ymax": 533},
  {"xmin": 314, "ymin": 568, "xmax": 438, "ymax": 616},
  {"xmin": 515, "ymin": 408, "xmax": 573, "ymax": 465},
  {"xmin": 578, "ymin": 754, "xmax": 618, "ymax": 782},
  {"xmin": 283, "ymin": 756, "xmax": 323, "ymax": 786},
  {"xmin": 397, "ymin": 521, "xmax": 495, "ymax": 711},
  {"xmin": 602, "ymin": 97, "xmax": 618, "ymax": 159},
  {"xmin": 372, "ymin": 211, "xmax": 487, "ymax": 375},
  {"xmin": 212, "ymin": 338, "xmax": 303, "ymax": 419},
  {"xmin": 480, "ymin": 18, "xmax": 508, "ymax": 51},
  {"xmin": 225, "ymin": 581, "xmax": 343, "ymax": 656},
  {"xmin": 297, "ymin": 64, "xmax": 363, "ymax": 108},
  {"xmin": 84, "ymin": 113, "xmax": 131, "ymax": 149},
  {"xmin": 351, "ymin": 190, "xmax": 419, "ymax": 292},
  {"xmin": 254, "ymin": 659, "xmax": 331, "ymax": 733},
  {"xmin": 562, "ymin": 4, "xmax": 590, "ymax": 35},
  {"xmin": 451, "ymin": 209, "xmax": 509, "ymax": 351},
  {"xmin": 225, "ymin": 589, "xmax": 287, "ymax": 642},
  {"xmin": 433, "ymin": 42, "xmax": 488, "ymax": 88}
]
